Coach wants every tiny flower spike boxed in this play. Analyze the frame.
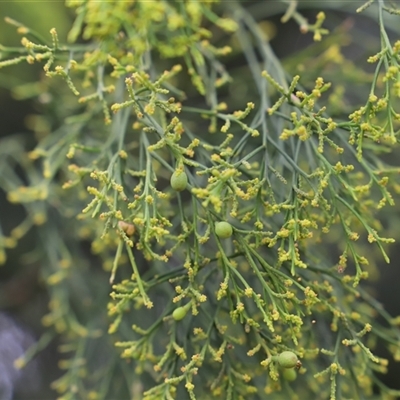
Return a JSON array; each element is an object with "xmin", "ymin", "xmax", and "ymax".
[{"xmin": 2, "ymin": 1, "xmax": 400, "ymax": 400}]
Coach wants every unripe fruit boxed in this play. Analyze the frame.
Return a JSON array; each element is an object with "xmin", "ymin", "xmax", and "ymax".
[
  {"xmin": 118, "ymin": 221, "xmax": 135, "ymax": 236},
  {"xmin": 170, "ymin": 170, "xmax": 188, "ymax": 191},
  {"xmin": 172, "ymin": 302, "xmax": 191, "ymax": 321},
  {"xmin": 215, "ymin": 221, "xmax": 233, "ymax": 239},
  {"xmin": 172, "ymin": 307, "xmax": 187, "ymax": 321},
  {"xmin": 277, "ymin": 351, "xmax": 299, "ymax": 369},
  {"xmin": 282, "ymin": 367, "xmax": 297, "ymax": 381}
]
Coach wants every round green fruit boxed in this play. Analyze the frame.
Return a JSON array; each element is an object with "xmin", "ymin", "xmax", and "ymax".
[
  {"xmin": 277, "ymin": 351, "xmax": 298, "ymax": 369},
  {"xmin": 282, "ymin": 367, "xmax": 297, "ymax": 382},
  {"xmin": 215, "ymin": 221, "xmax": 233, "ymax": 239},
  {"xmin": 170, "ymin": 170, "xmax": 188, "ymax": 191},
  {"xmin": 172, "ymin": 306, "xmax": 189, "ymax": 321}
]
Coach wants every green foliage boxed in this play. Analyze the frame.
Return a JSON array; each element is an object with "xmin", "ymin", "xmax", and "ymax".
[{"xmin": 1, "ymin": 0, "xmax": 400, "ymax": 399}]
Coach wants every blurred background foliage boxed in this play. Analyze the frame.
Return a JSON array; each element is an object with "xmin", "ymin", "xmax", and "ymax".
[
  {"xmin": 0, "ymin": 4, "xmax": 73, "ymax": 399},
  {"xmin": 1, "ymin": 1, "xmax": 400, "ymax": 399},
  {"xmin": 0, "ymin": 2, "xmax": 71, "ymax": 295}
]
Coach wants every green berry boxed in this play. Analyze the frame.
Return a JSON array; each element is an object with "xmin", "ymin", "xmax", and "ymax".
[
  {"xmin": 172, "ymin": 302, "xmax": 191, "ymax": 321},
  {"xmin": 172, "ymin": 306, "xmax": 187, "ymax": 321},
  {"xmin": 282, "ymin": 367, "xmax": 297, "ymax": 381},
  {"xmin": 277, "ymin": 351, "xmax": 298, "ymax": 369},
  {"xmin": 215, "ymin": 221, "xmax": 233, "ymax": 239},
  {"xmin": 170, "ymin": 170, "xmax": 188, "ymax": 191}
]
